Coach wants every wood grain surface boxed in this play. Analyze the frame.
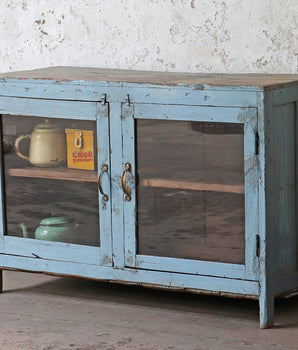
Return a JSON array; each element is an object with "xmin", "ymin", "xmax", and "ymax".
[
  {"xmin": 8, "ymin": 167, "xmax": 98, "ymax": 182},
  {"xmin": 1, "ymin": 66, "xmax": 297, "ymax": 88}
]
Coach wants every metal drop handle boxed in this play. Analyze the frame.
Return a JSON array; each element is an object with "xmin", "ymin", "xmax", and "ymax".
[
  {"xmin": 121, "ymin": 162, "xmax": 132, "ymax": 201},
  {"xmin": 98, "ymin": 164, "xmax": 109, "ymax": 202}
]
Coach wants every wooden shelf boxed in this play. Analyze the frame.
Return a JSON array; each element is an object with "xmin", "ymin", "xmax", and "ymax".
[
  {"xmin": 8, "ymin": 167, "xmax": 97, "ymax": 182},
  {"xmin": 140, "ymin": 178, "xmax": 244, "ymax": 194},
  {"xmin": 8, "ymin": 168, "xmax": 244, "ymax": 194}
]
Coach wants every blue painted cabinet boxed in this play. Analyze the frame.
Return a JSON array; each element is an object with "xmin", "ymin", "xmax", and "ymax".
[
  {"xmin": 121, "ymin": 103, "xmax": 258, "ymax": 281},
  {"xmin": 0, "ymin": 100, "xmax": 113, "ymax": 267},
  {"xmin": 0, "ymin": 67, "xmax": 297, "ymax": 328}
]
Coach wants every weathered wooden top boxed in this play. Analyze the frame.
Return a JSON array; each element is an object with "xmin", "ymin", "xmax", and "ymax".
[{"xmin": 0, "ymin": 66, "xmax": 297, "ymax": 90}]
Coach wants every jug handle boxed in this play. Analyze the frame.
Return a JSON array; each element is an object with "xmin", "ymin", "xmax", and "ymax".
[{"xmin": 15, "ymin": 134, "xmax": 31, "ymax": 161}]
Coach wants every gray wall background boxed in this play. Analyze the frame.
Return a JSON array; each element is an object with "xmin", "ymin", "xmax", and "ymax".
[{"xmin": 0, "ymin": 0, "xmax": 297, "ymax": 73}]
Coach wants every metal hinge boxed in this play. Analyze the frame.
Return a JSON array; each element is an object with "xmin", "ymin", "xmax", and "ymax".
[
  {"xmin": 256, "ymin": 234, "xmax": 260, "ymax": 257},
  {"xmin": 255, "ymin": 131, "xmax": 259, "ymax": 155}
]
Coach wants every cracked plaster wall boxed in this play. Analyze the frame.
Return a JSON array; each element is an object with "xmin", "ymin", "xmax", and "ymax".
[{"xmin": 0, "ymin": 0, "xmax": 297, "ymax": 74}]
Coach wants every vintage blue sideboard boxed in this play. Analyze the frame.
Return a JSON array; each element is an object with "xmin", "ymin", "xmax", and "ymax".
[{"xmin": 0, "ymin": 67, "xmax": 297, "ymax": 328}]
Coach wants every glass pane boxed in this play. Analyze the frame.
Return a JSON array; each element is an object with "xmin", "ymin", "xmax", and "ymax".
[
  {"xmin": 136, "ymin": 119, "xmax": 245, "ymax": 264},
  {"xmin": 2, "ymin": 115, "xmax": 100, "ymax": 246}
]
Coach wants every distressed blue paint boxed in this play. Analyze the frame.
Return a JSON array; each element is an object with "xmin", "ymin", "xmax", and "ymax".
[
  {"xmin": 134, "ymin": 104, "xmax": 256, "ymax": 124},
  {"xmin": 258, "ymin": 91, "xmax": 274, "ymax": 328},
  {"xmin": 272, "ymin": 86, "xmax": 298, "ymax": 106},
  {"xmin": 270, "ymin": 103, "xmax": 296, "ymax": 276},
  {"xmin": 0, "ymin": 81, "xmax": 258, "ymax": 107},
  {"xmin": 97, "ymin": 102, "xmax": 113, "ymax": 266},
  {"xmin": 0, "ymin": 254, "xmax": 259, "ymax": 296},
  {"xmin": 0, "ymin": 96, "xmax": 97, "ymax": 120},
  {"xmin": 296, "ymin": 102, "xmax": 298, "ymax": 281},
  {"xmin": 109, "ymin": 103, "xmax": 125, "ymax": 268},
  {"xmin": 125, "ymin": 103, "xmax": 257, "ymax": 282},
  {"xmin": 258, "ymin": 95, "xmax": 298, "ymax": 328},
  {"xmin": 0, "ymin": 76, "xmax": 266, "ymax": 92},
  {"xmin": 3, "ymin": 236, "xmax": 104, "ymax": 265},
  {"xmin": 121, "ymin": 103, "xmax": 137, "ymax": 268},
  {"xmin": 0, "ymin": 68, "xmax": 296, "ymax": 328},
  {"xmin": 0, "ymin": 116, "xmax": 4, "ymax": 253},
  {"xmin": 136, "ymin": 255, "xmax": 246, "ymax": 279},
  {"xmin": 244, "ymin": 111, "xmax": 259, "ymax": 281}
]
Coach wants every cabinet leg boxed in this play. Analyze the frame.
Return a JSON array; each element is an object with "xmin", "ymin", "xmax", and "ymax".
[{"xmin": 259, "ymin": 290, "xmax": 274, "ymax": 328}]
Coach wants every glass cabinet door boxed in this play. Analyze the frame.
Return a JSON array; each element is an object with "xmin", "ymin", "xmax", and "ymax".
[
  {"xmin": 123, "ymin": 104, "xmax": 258, "ymax": 279},
  {"xmin": 136, "ymin": 119, "xmax": 245, "ymax": 264},
  {"xmin": 0, "ymin": 101, "xmax": 112, "ymax": 266}
]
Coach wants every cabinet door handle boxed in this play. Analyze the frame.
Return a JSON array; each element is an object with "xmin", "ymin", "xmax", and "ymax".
[
  {"xmin": 98, "ymin": 164, "xmax": 109, "ymax": 202},
  {"xmin": 121, "ymin": 162, "xmax": 132, "ymax": 201}
]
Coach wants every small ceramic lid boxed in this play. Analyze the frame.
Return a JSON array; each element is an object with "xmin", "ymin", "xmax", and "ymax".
[
  {"xmin": 39, "ymin": 217, "xmax": 68, "ymax": 226},
  {"xmin": 34, "ymin": 119, "xmax": 62, "ymax": 133}
]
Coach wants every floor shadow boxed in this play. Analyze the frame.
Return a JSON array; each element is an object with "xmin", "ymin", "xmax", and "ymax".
[
  {"xmin": 5, "ymin": 271, "xmax": 260, "ymax": 322},
  {"xmin": 5, "ymin": 270, "xmax": 298, "ymax": 326},
  {"xmin": 274, "ymin": 296, "xmax": 298, "ymax": 327}
]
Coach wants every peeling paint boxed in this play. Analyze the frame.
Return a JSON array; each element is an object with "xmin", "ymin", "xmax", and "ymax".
[
  {"xmin": 237, "ymin": 113, "xmax": 245, "ymax": 123},
  {"xmin": 193, "ymin": 84, "xmax": 205, "ymax": 90}
]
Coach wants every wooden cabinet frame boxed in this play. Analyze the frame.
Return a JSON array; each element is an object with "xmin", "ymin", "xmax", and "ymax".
[
  {"xmin": 121, "ymin": 103, "xmax": 259, "ymax": 282},
  {"xmin": 0, "ymin": 99, "xmax": 113, "ymax": 266},
  {"xmin": 0, "ymin": 67, "xmax": 297, "ymax": 328}
]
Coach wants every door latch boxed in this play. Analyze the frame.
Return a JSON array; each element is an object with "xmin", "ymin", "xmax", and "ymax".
[{"xmin": 256, "ymin": 234, "xmax": 260, "ymax": 257}]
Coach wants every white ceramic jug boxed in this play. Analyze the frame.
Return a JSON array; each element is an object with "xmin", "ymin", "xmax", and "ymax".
[{"xmin": 15, "ymin": 120, "xmax": 67, "ymax": 167}]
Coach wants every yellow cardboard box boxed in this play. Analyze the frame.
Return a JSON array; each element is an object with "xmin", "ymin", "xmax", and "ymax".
[{"xmin": 65, "ymin": 129, "xmax": 95, "ymax": 170}]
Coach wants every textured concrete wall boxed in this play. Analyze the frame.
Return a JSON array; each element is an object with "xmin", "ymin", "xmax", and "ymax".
[{"xmin": 0, "ymin": 0, "xmax": 297, "ymax": 74}]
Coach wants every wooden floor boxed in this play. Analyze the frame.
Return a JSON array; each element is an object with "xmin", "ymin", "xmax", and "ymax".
[{"xmin": 1, "ymin": 270, "xmax": 298, "ymax": 350}]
